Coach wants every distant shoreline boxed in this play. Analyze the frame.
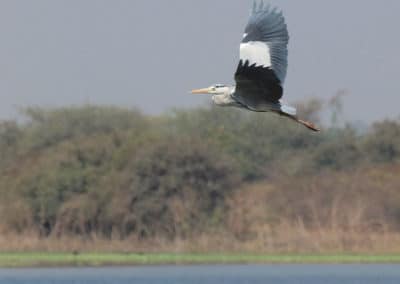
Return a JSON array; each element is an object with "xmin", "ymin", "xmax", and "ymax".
[{"xmin": 0, "ymin": 253, "xmax": 400, "ymax": 268}]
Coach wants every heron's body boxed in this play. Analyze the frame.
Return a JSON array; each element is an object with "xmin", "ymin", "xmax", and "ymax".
[
  {"xmin": 191, "ymin": 1, "xmax": 319, "ymax": 132},
  {"xmin": 211, "ymin": 88, "xmax": 286, "ymax": 113}
]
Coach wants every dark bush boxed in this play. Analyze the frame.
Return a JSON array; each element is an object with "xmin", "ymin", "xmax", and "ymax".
[
  {"xmin": 362, "ymin": 120, "xmax": 400, "ymax": 163},
  {"xmin": 103, "ymin": 136, "xmax": 240, "ymax": 239}
]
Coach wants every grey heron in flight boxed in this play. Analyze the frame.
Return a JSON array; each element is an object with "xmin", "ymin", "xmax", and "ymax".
[{"xmin": 191, "ymin": 1, "xmax": 320, "ymax": 132}]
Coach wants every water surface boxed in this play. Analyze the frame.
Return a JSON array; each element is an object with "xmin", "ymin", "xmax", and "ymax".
[{"xmin": 1, "ymin": 265, "xmax": 399, "ymax": 284}]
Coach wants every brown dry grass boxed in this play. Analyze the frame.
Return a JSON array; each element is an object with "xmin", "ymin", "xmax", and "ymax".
[{"xmin": 1, "ymin": 227, "xmax": 400, "ymax": 254}]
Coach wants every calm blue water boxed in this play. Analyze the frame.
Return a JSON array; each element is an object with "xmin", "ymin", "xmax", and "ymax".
[{"xmin": 0, "ymin": 265, "xmax": 399, "ymax": 284}]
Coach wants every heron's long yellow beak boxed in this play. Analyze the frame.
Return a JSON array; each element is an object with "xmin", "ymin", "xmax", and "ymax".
[{"xmin": 191, "ymin": 87, "xmax": 211, "ymax": 94}]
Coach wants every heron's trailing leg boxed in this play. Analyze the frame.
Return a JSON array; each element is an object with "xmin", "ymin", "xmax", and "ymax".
[
  {"xmin": 278, "ymin": 111, "xmax": 320, "ymax": 132},
  {"xmin": 296, "ymin": 118, "xmax": 320, "ymax": 132}
]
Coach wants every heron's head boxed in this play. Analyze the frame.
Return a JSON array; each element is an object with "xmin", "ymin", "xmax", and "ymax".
[{"xmin": 191, "ymin": 84, "xmax": 230, "ymax": 96}]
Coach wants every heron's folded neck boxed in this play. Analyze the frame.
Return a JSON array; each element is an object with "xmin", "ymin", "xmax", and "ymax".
[
  {"xmin": 211, "ymin": 86, "xmax": 237, "ymax": 107},
  {"xmin": 211, "ymin": 94, "xmax": 232, "ymax": 106}
]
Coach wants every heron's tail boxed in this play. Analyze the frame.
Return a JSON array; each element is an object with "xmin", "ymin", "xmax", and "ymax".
[{"xmin": 280, "ymin": 104, "xmax": 297, "ymax": 116}]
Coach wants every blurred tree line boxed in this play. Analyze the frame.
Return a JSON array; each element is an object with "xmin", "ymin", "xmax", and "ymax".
[{"xmin": 0, "ymin": 102, "xmax": 399, "ymax": 240}]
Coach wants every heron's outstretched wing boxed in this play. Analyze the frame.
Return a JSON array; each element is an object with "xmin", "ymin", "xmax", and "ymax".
[{"xmin": 234, "ymin": 1, "xmax": 289, "ymax": 105}]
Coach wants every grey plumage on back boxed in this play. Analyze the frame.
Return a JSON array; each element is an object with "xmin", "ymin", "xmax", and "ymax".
[{"xmin": 243, "ymin": 1, "xmax": 289, "ymax": 83}]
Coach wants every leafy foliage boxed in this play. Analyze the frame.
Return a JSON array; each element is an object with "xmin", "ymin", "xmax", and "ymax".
[{"xmin": 0, "ymin": 104, "xmax": 399, "ymax": 240}]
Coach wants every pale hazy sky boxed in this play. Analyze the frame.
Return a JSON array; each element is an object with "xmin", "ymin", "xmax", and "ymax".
[{"xmin": 1, "ymin": 0, "xmax": 399, "ymax": 123}]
